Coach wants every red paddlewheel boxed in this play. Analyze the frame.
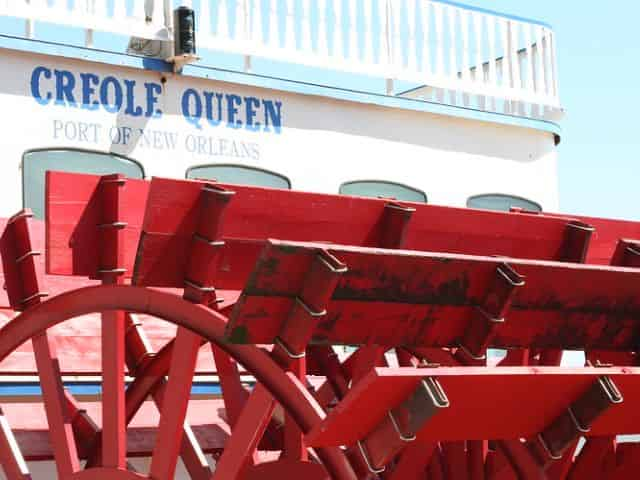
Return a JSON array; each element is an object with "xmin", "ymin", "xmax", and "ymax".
[
  {"xmin": 2, "ymin": 171, "xmax": 640, "ymax": 479},
  {"xmin": 0, "ymin": 285, "xmax": 354, "ymax": 479}
]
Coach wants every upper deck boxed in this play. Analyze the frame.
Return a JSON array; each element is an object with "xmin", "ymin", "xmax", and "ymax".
[{"xmin": 2, "ymin": 0, "xmax": 561, "ymax": 121}]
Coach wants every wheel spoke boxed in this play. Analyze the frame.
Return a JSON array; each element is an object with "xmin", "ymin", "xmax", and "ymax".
[
  {"xmin": 101, "ymin": 308, "xmax": 126, "ymax": 468},
  {"xmin": 149, "ymin": 328, "xmax": 202, "ymax": 480},
  {"xmin": 123, "ymin": 313, "xmax": 211, "ymax": 478},
  {"xmin": 32, "ymin": 333, "xmax": 81, "ymax": 475},
  {"xmin": 212, "ymin": 344, "xmax": 248, "ymax": 428},
  {"xmin": 282, "ymin": 357, "xmax": 307, "ymax": 461},
  {"xmin": 386, "ymin": 442, "xmax": 436, "ymax": 480},
  {"xmin": 0, "ymin": 407, "xmax": 31, "ymax": 479},
  {"xmin": 177, "ymin": 421, "xmax": 213, "ymax": 480},
  {"xmin": 212, "ymin": 384, "xmax": 276, "ymax": 480}
]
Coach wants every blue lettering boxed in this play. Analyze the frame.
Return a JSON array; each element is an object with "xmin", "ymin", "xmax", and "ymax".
[
  {"xmin": 123, "ymin": 80, "xmax": 143, "ymax": 117},
  {"xmin": 226, "ymin": 94, "xmax": 242, "ymax": 129},
  {"xmin": 244, "ymin": 97, "xmax": 261, "ymax": 132},
  {"xmin": 30, "ymin": 66, "xmax": 52, "ymax": 105},
  {"xmin": 263, "ymin": 100, "xmax": 282, "ymax": 134},
  {"xmin": 204, "ymin": 91, "xmax": 222, "ymax": 126},
  {"xmin": 99, "ymin": 76, "xmax": 123, "ymax": 113},
  {"xmin": 80, "ymin": 73, "xmax": 100, "ymax": 111},
  {"xmin": 144, "ymin": 82, "xmax": 162, "ymax": 118},
  {"xmin": 54, "ymin": 69, "xmax": 77, "ymax": 107},
  {"xmin": 182, "ymin": 88, "xmax": 202, "ymax": 129}
]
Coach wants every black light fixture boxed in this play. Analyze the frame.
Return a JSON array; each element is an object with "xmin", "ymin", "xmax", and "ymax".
[{"xmin": 174, "ymin": 6, "xmax": 196, "ymax": 56}]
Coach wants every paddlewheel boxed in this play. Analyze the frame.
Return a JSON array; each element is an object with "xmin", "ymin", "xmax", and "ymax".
[{"xmin": 0, "ymin": 170, "xmax": 639, "ymax": 479}]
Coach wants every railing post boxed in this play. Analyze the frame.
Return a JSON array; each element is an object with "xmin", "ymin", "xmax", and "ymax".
[
  {"xmin": 550, "ymin": 30, "xmax": 559, "ymax": 106},
  {"xmin": 25, "ymin": 0, "xmax": 34, "ymax": 39},
  {"xmin": 85, "ymin": 0, "xmax": 95, "ymax": 48},
  {"xmin": 384, "ymin": 0, "xmax": 394, "ymax": 95},
  {"xmin": 243, "ymin": 0, "xmax": 252, "ymax": 72},
  {"xmin": 163, "ymin": 0, "xmax": 173, "ymax": 33}
]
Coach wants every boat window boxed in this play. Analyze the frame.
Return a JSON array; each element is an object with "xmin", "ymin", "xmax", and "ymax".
[
  {"xmin": 22, "ymin": 148, "xmax": 145, "ymax": 220},
  {"xmin": 186, "ymin": 164, "xmax": 291, "ymax": 189},
  {"xmin": 339, "ymin": 180, "xmax": 428, "ymax": 203},
  {"xmin": 466, "ymin": 194, "xmax": 542, "ymax": 212}
]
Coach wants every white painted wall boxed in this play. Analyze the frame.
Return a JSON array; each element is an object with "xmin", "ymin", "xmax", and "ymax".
[{"xmin": 0, "ymin": 47, "xmax": 559, "ymax": 219}]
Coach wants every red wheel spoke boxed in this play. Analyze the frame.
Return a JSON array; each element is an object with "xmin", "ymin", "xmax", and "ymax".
[
  {"xmin": 441, "ymin": 441, "xmax": 469, "ymax": 479},
  {"xmin": 427, "ymin": 447, "xmax": 445, "ymax": 480},
  {"xmin": 149, "ymin": 328, "xmax": 202, "ymax": 480},
  {"xmin": 283, "ymin": 357, "xmax": 308, "ymax": 462},
  {"xmin": 545, "ymin": 441, "xmax": 579, "ymax": 480},
  {"xmin": 498, "ymin": 439, "xmax": 547, "ymax": 480},
  {"xmin": 0, "ymin": 407, "xmax": 31, "ymax": 479},
  {"xmin": 125, "ymin": 344, "xmax": 174, "ymax": 425},
  {"xmin": 308, "ymin": 346, "xmax": 349, "ymax": 409},
  {"xmin": 101, "ymin": 308, "xmax": 126, "ymax": 468},
  {"xmin": 212, "ymin": 344, "xmax": 248, "ymax": 428},
  {"xmin": 32, "ymin": 333, "xmax": 80, "ymax": 475},
  {"xmin": 178, "ymin": 422, "xmax": 214, "ymax": 480},
  {"xmin": 150, "ymin": 381, "xmax": 213, "ymax": 479},
  {"xmin": 212, "ymin": 383, "xmax": 276, "ymax": 480},
  {"xmin": 243, "ymin": 459, "xmax": 330, "ymax": 480},
  {"xmin": 122, "ymin": 312, "xmax": 211, "ymax": 478},
  {"xmin": 467, "ymin": 440, "xmax": 487, "ymax": 480},
  {"xmin": 386, "ymin": 442, "xmax": 436, "ymax": 480},
  {"xmin": 347, "ymin": 346, "xmax": 385, "ymax": 385}
]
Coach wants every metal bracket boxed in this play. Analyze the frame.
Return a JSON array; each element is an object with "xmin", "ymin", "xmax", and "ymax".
[
  {"xmin": 100, "ymin": 178, "xmax": 127, "ymax": 186},
  {"xmin": 422, "ymin": 377, "xmax": 450, "ymax": 409},
  {"xmin": 535, "ymin": 375, "xmax": 623, "ymax": 461},
  {"xmin": 294, "ymin": 296, "xmax": 327, "ymax": 318},
  {"xmin": 597, "ymin": 376, "xmax": 623, "ymax": 404},
  {"xmin": 182, "ymin": 183, "xmax": 235, "ymax": 304},
  {"xmin": 356, "ymin": 440, "xmax": 386, "ymax": 474},
  {"xmin": 610, "ymin": 238, "xmax": 640, "ymax": 267},
  {"xmin": 15, "ymin": 250, "xmax": 41, "ymax": 263},
  {"xmin": 274, "ymin": 336, "xmax": 307, "ymax": 360},
  {"xmin": 456, "ymin": 341, "xmax": 487, "ymax": 361},
  {"xmin": 558, "ymin": 220, "xmax": 595, "ymax": 263},
  {"xmin": 358, "ymin": 376, "xmax": 449, "ymax": 472},
  {"xmin": 19, "ymin": 291, "xmax": 49, "ymax": 304},
  {"xmin": 457, "ymin": 262, "xmax": 524, "ymax": 363},
  {"xmin": 379, "ymin": 202, "xmax": 415, "ymax": 249},
  {"xmin": 0, "ymin": 210, "xmax": 49, "ymax": 310},
  {"xmin": 388, "ymin": 410, "xmax": 417, "ymax": 442},
  {"xmin": 97, "ymin": 222, "xmax": 128, "ymax": 229},
  {"xmin": 97, "ymin": 174, "xmax": 128, "ymax": 278},
  {"xmin": 274, "ymin": 250, "xmax": 346, "ymax": 365},
  {"xmin": 193, "ymin": 234, "xmax": 225, "ymax": 247},
  {"xmin": 536, "ymin": 433, "xmax": 564, "ymax": 461},
  {"xmin": 97, "ymin": 268, "xmax": 127, "ymax": 274},
  {"xmin": 567, "ymin": 406, "xmax": 590, "ymax": 433},
  {"xmin": 183, "ymin": 279, "xmax": 216, "ymax": 293}
]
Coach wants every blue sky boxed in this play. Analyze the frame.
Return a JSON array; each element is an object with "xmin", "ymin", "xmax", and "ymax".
[
  {"xmin": 461, "ymin": 1, "xmax": 639, "ymax": 220},
  {"xmin": 5, "ymin": 1, "xmax": 637, "ymax": 220}
]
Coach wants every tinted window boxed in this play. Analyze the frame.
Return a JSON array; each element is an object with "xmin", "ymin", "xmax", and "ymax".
[
  {"xmin": 339, "ymin": 181, "xmax": 427, "ymax": 203},
  {"xmin": 23, "ymin": 149, "xmax": 144, "ymax": 219},
  {"xmin": 186, "ymin": 164, "xmax": 291, "ymax": 189},
  {"xmin": 467, "ymin": 194, "xmax": 542, "ymax": 212}
]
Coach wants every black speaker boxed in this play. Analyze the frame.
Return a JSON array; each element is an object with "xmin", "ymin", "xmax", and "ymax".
[{"xmin": 174, "ymin": 6, "xmax": 196, "ymax": 56}]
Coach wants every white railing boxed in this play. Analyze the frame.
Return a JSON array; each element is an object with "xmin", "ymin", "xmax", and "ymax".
[
  {"xmin": 0, "ymin": 0, "xmax": 171, "ymax": 46},
  {"xmin": 0, "ymin": 0, "xmax": 561, "ymax": 111}
]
